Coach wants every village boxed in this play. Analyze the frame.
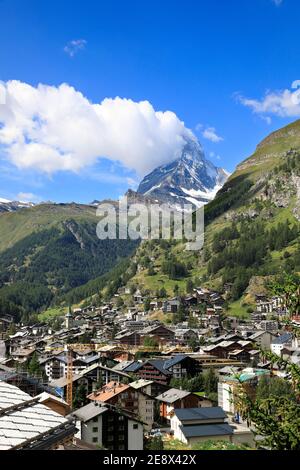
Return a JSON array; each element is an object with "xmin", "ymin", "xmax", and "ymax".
[{"xmin": 0, "ymin": 283, "xmax": 299, "ymax": 451}]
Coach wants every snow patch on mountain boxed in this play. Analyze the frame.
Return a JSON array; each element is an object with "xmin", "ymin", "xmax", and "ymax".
[
  {"xmin": 137, "ymin": 136, "xmax": 230, "ymax": 209},
  {"xmin": 0, "ymin": 198, "xmax": 35, "ymax": 214}
]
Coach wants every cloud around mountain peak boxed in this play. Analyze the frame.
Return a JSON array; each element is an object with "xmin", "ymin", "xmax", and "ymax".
[{"xmin": 0, "ymin": 80, "xmax": 196, "ymax": 177}]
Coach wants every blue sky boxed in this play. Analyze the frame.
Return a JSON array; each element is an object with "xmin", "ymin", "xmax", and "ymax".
[{"xmin": 0, "ymin": 0, "xmax": 300, "ymax": 203}]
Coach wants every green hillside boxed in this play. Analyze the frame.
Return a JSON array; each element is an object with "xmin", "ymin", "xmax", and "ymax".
[
  {"xmin": 0, "ymin": 203, "xmax": 138, "ymax": 320},
  {"xmin": 120, "ymin": 120, "xmax": 300, "ymax": 315},
  {"xmin": 1, "ymin": 120, "xmax": 300, "ymax": 322}
]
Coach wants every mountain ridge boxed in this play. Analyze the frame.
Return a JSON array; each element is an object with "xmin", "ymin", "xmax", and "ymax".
[{"xmin": 137, "ymin": 137, "xmax": 229, "ymax": 209}]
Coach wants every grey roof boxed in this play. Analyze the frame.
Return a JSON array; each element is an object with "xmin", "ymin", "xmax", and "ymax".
[
  {"xmin": 164, "ymin": 354, "xmax": 188, "ymax": 370},
  {"xmin": 123, "ymin": 362, "xmax": 143, "ymax": 373},
  {"xmin": 0, "ymin": 380, "xmax": 74, "ymax": 450},
  {"xmin": 156, "ymin": 388, "xmax": 191, "ymax": 403},
  {"xmin": 72, "ymin": 402, "xmax": 107, "ymax": 423},
  {"xmin": 139, "ymin": 325, "xmax": 174, "ymax": 335},
  {"xmin": 113, "ymin": 361, "xmax": 134, "ymax": 371},
  {"xmin": 174, "ymin": 406, "xmax": 227, "ymax": 421},
  {"xmin": 146, "ymin": 360, "xmax": 172, "ymax": 375},
  {"xmin": 272, "ymin": 333, "xmax": 293, "ymax": 345},
  {"xmin": 129, "ymin": 379, "xmax": 153, "ymax": 389},
  {"xmin": 82, "ymin": 354, "xmax": 101, "ymax": 365},
  {"xmin": 180, "ymin": 423, "xmax": 233, "ymax": 438},
  {"xmin": 50, "ymin": 363, "xmax": 130, "ymax": 388}
]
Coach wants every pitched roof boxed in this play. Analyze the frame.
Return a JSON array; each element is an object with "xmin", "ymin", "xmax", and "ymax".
[
  {"xmin": 156, "ymin": 388, "xmax": 191, "ymax": 403},
  {"xmin": 180, "ymin": 423, "xmax": 233, "ymax": 438},
  {"xmin": 123, "ymin": 361, "xmax": 142, "ymax": 373},
  {"xmin": 113, "ymin": 361, "xmax": 134, "ymax": 371},
  {"xmin": 164, "ymin": 354, "xmax": 188, "ymax": 370},
  {"xmin": 72, "ymin": 402, "xmax": 107, "ymax": 422},
  {"xmin": 50, "ymin": 363, "xmax": 130, "ymax": 388},
  {"xmin": 145, "ymin": 360, "xmax": 172, "ymax": 375},
  {"xmin": 174, "ymin": 406, "xmax": 227, "ymax": 421},
  {"xmin": 0, "ymin": 381, "xmax": 75, "ymax": 450},
  {"xmin": 88, "ymin": 381, "xmax": 130, "ymax": 402},
  {"xmin": 129, "ymin": 379, "xmax": 153, "ymax": 389},
  {"xmin": 35, "ymin": 392, "xmax": 69, "ymax": 407},
  {"xmin": 272, "ymin": 333, "xmax": 293, "ymax": 345}
]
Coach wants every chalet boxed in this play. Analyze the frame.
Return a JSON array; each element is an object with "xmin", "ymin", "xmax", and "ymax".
[
  {"xmin": 195, "ymin": 288, "xmax": 212, "ymax": 302},
  {"xmin": 228, "ymin": 349, "xmax": 252, "ymax": 363},
  {"xmin": 139, "ymin": 324, "xmax": 175, "ymax": 343},
  {"xmin": 133, "ymin": 289, "xmax": 144, "ymax": 304},
  {"xmin": 249, "ymin": 331, "xmax": 277, "ymax": 350},
  {"xmin": 50, "ymin": 363, "xmax": 131, "ymax": 399},
  {"xmin": 88, "ymin": 381, "xmax": 139, "ymax": 416},
  {"xmin": 175, "ymin": 329, "xmax": 198, "ymax": 343},
  {"xmin": 129, "ymin": 378, "xmax": 169, "ymax": 398},
  {"xmin": 203, "ymin": 339, "xmax": 253, "ymax": 360},
  {"xmin": 10, "ymin": 348, "xmax": 36, "ymax": 363},
  {"xmin": 271, "ymin": 333, "xmax": 293, "ymax": 355},
  {"xmin": 203, "ymin": 341, "xmax": 239, "ymax": 359},
  {"xmin": 156, "ymin": 388, "xmax": 211, "ymax": 423},
  {"xmin": 114, "ymin": 331, "xmax": 141, "ymax": 346},
  {"xmin": 40, "ymin": 353, "xmax": 101, "ymax": 381},
  {"xmin": 163, "ymin": 354, "xmax": 201, "ymax": 378},
  {"xmin": 129, "ymin": 360, "xmax": 172, "ymax": 385},
  {"xmin": 162, "ymin": 298, "xmax": 180, "ymax": 314},
  {"xmin": 72, "ymin": 402, "xmax": 143, "ymax": 450},
  {"xmin": 183, "ymin": 296, "xmax": 198, "ymax": 307}
]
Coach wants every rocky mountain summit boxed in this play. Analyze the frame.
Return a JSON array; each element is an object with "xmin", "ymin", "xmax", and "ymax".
[{"xmin": 137, "ymin": 137, "xmax": 229, "ymax": 209}]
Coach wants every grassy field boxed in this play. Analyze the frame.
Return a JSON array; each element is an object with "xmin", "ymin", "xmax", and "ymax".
[
  {"xmin": 0, "ymin": 203, "xmax": 98, "ymax": 252},
  {"xmin": 226, "ymin": 300, "xmax": 251, "ymax": 319},
  {"xmin": 163, "ymin": 438, "xmax": 252, "ymax": 451},
  {"xmin": 38, "ymin": 307, "xmax": 67, "ymax": 322}
]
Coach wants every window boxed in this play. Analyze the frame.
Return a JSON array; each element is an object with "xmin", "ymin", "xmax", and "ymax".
[
  {"xmin": 92, "ymin": 437, "xmax": 98, "ymax": 443},
  {"xmin": 92, "ymin": 427, "xmax": 98, "ymax": 433},
  {"xmin": 119, "ymin": 434, "xmax": 125, "ymax": 441},
  {"xmin": 118, "ymin": 415, "xmax": 125, "ymax": 421},
  {"xmin": 92, "ymin": 417, "xmax": 98, "ymax": 423},
  {"xmin": 133, "ymin": 423, "xmax": 139, "ymax": 429},
  {"xmin": 108, "ymin": 435, "xmax": 114, "ymax": 442}
]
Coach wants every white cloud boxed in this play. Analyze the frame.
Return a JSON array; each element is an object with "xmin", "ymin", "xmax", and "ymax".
[
  {"xmin": 202, "ymin": 126, "xmax": 223, "ymax": 143},
  {"xmin": 64, "ymin": 39, "xmax": 87, "ymax": 57},
  {"xmin": 0, "ymin": 80, "xmax": 195, "ymax": 176},
  {"xmin": 237, "ymin": 81, "xmax": 300, "ymax": 119},
  {"xmin": 17, "ymin": 192, "xmax": 41, "ymax": 203},
  {"xmin": 196, "ymin": 124, "xmax": 223, "ymax": 142},
  {"xmin": 271, "ymin": 0, "xmax": 283, "ymax": 6}
]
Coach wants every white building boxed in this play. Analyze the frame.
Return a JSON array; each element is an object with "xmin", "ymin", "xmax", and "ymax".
[
  {"xmin": 72, "ymin": 402, "xmax": 144, "ymax": 450},
  {"xmin": 271, "ymin": 333, "xmax": 293, "ymax": 355}
]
